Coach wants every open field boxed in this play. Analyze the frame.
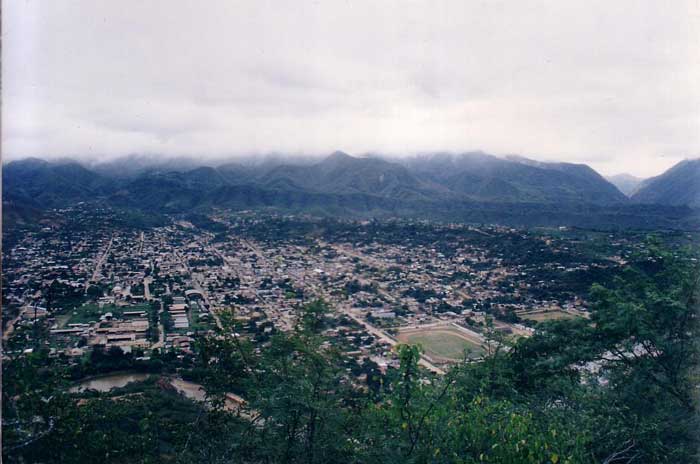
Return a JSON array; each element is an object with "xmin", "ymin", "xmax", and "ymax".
[
  {"xmin": 67, "ymin": 303, "xmax": 151, "ymax": 325},
  {"xmin": 396, "ymin": 325, "xmax": 484, "ymax": 362},
  {"xmin": 519, "ymin": 310, "xmax": 579, "ymax": 322}
]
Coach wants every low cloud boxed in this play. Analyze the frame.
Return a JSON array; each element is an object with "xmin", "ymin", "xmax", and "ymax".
[{"xmin": 3, "ymin": 0, "xmax": 699, "ymax": 177}]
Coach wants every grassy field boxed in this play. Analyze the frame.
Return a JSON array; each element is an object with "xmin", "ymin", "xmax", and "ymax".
[
  {"xmin": 397, "ymin": 327, "xmax": 484, "ymax": 361},
  {"xmin": 67, "ymin": 303, "xmax": 151, "ymax": 325},
  {"xmin": 187, "ymin": 310, "xmax": 216, "ymax": 332},
  {"xmin": 519, "ymin": 310, "xmax": 579, "ymax": 322}
]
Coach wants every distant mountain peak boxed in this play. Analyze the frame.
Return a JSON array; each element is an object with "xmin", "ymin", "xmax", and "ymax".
[
  {"xmin": 5, "ymin": 157, "xmax": 50, "ymax": 168},
  {"xmin": 607, "ymin": 173, "xmax": 642, "ymax": 182},
  {"xmin": 606, "ymin": 173, "xmax": 644, "ymax": 197},
  {"xmin": 326, "ymin": 151, "xmax": 354, "ymax": 162}
]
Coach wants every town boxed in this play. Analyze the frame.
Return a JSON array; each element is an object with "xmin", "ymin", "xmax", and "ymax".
[
  {"xmin": 3, "ymin": 207, "xmax": 698, "ymax": 463},
  {"xmin": 4, "ymin": 207, "xmax": 669, "ymax": 375}
]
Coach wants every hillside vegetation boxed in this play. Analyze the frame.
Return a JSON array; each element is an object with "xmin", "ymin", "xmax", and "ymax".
[
  {"xmin": 4, "ymin": 153, "xmax": 699, "ymax": 230},
  {"xmin": 4, "ymin": 242, "xmax": 698, "ymax": 463}
]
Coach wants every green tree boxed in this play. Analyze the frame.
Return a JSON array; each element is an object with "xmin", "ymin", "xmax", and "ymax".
[{"xmin": 510, "ymin": 240, "xmax": 700, "ymax": 462}]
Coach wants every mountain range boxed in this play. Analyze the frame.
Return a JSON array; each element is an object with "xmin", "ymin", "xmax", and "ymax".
[{"xmin": 3, "ymin": 152, "xmax": 699, "ymax": 229}]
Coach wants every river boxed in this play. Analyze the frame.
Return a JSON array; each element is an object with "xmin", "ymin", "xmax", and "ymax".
[
  {"xmin": 69, "ymin": 372, "xmax": 245, "ymax": 411},
  {"xmin": 69, "ymin": 373, "xmax": 151, "ymax": 393}
]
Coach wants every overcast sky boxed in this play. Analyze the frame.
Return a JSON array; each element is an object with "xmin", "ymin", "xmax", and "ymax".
[{"xmin": 3, "ymin": 1, "xmax": 699, "ymax": 177}]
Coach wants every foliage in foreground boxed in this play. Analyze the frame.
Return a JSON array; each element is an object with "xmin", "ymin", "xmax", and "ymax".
[{"xmin": 3, "ymin": 242, "xmax": 698, "ymax": 463}]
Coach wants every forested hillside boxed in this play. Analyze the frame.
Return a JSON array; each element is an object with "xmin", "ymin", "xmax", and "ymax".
[{"xmin": 4, "ymin": 154, "xmax": 700, "ymax": 230}]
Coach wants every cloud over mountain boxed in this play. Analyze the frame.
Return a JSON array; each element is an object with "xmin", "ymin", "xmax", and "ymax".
[{"xmin": 3, "ymin": 1, "xmax": 699, "ymax": 177}]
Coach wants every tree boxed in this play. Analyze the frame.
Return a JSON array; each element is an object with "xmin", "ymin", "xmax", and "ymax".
[
  {"xmin": 299, "ymin": 299, "xmax": 330, "ymax": 334},
  {"xmin": 510, "ymin": 240, "xmax": 700, "ymax": 462},
  {"xmin": 86, "ymin": 284, "xmax": 102, "ymax": 300}
]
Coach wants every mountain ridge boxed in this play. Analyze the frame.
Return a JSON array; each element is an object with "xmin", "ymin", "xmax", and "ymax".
[
  {"xmin": 4, "ymin": 152, "xmax": 699, "ymax": 230},
  {"xmin": 5, "ymin": 151, "xmax": 629, "ymax": 205},
  {"xmin": 631, "ymin": 158, "xmax": 700, "ymax": 207}
]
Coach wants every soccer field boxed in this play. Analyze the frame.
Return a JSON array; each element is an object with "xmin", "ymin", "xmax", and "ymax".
[
  {"xmin": 397, "ymin": 328, "xmax": 484, "ymax": 361},
  {"xmin": 520, "ymin": 310, "xmax": 578, "ymax": 322}
]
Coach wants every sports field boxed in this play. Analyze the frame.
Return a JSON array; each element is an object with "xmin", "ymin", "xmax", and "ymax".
[
  {"xmin": 396, "ymin": 326, "xmax": 484, "ymax": 362},
  {"xmin": 519, "ymin": 310, "xmax": 579, "ymax": 322}
]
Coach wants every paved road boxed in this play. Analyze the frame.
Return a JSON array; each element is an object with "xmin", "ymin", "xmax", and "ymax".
[
  {"xmin": 3, "ymin": 306, "xmax": 29, "ymax": 342},
  {"xmin": 190, "ymin": 272, "xmax": 224, "ymax": 330},
  {"xmin": 468, "ymin": 226, "xmax": 493, "ymax": 237},
  {"xmin": 220, "ymin": 238, "xmax": 444, "ymax": 374},
  {"xmin": 322, "ymin": 241, "xmax": 389, "ymax": 270},
  {"xmin": 337, "ymin": 304, "xmax": 445, "ymax": 375},
  {"xmin": 322, "ymin": 241, "xmax": 399, "ymax": 303},
  {"xmin": 228, "ymin": 240, "xmax": 294, "ymax": 331},
  {"xmin": 85, "ymin": 235, "xmax": 113, "ymax": 293},
  {"xmin": 174, "ymin": 250, "xmax": 223, "ymax": 330},
  {"xmin": 151, "ymin": 300, "xmax": 166, "ymax": 350},
  {"xmin": 143, "ymin": 276, "xmax": 153, "ymax": 301},
  {"xmin": 304, "ymin": 242, "xmax": 446, "ymax": 374},
  {"xmin": 196, "ymin": 279, "xmax": 223, "ymax": 330}
]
